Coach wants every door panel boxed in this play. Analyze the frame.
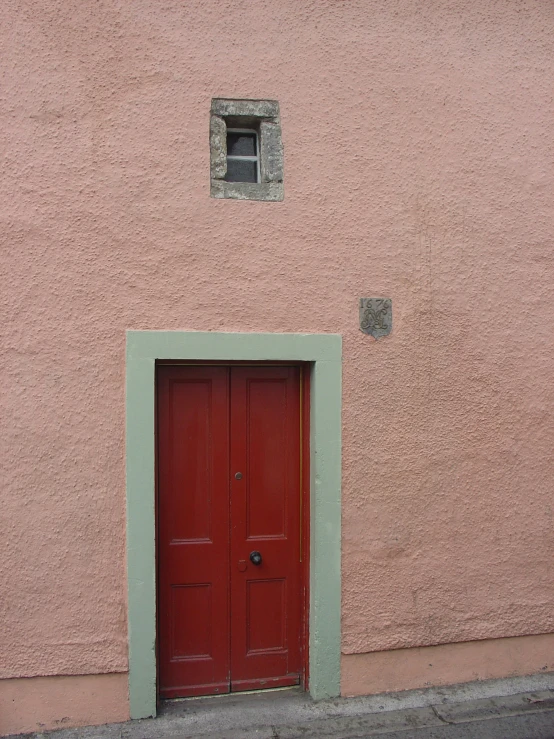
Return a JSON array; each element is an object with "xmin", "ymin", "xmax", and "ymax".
[
  {"xmin": 157, "ymin": 366, "xmax": 230, "ymax": 698},
  {"xmin": 245, "ymin": 378, "xmax": 288, "ymax": 539},
  {"xmin": 230, "ymin": 367, "xmax": 302, "ymax": 690},
  {"xmin": 170, "ymin": 584, "xmax": 212, "ymax": 658},
  {"xmin": 246, "ymin": 578, "xmax": 286, "ymax": 652}
]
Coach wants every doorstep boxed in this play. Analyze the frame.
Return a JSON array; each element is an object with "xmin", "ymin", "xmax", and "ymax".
[{"xmin": 8, "ymin": 672, "xmax": 554, "ymax": 739}]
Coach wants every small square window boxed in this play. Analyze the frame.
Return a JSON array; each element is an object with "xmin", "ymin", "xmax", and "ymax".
[
  {"xmin": 225, "ymin": 129, "xmax": 259, "ymax": 183},
  {"xmin": 210, "ymin": 99, "xmax": 284, "ymax": 201}
]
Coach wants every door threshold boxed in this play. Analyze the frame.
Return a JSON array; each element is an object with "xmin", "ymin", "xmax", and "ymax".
[
  {"xmin": 164, "ymin": 684, "xmax": 301, "ymax": 703},
  {"xmin": 157, "ymin": 685, "xmax": 312, "ymax": 735}
]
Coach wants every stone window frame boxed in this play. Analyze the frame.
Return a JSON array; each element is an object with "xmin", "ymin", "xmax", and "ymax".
[{"xmin": 210, "ymin": 98, "xmax": 284, "ymax": 202}]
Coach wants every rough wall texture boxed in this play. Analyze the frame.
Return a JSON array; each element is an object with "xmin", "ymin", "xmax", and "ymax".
[
  {"xmin": 342, "ymin": 634, "xmax": 554, "ymax": 697},
  {"xmin": 0, "ymin": 675, "xmax": 129, "ymax": 735},
  {"xmin": 2, "ymin": 0, "xmax": 554, "ymax": 681}
]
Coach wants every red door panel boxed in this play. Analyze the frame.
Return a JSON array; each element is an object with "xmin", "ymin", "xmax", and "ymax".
[
  {"xmin": 157, "ymin": 366, "xmax": 230, "ymax": 698},
  {"xmin": 230, "ymin": 367, "xmax": 302, "ymax": 690}
]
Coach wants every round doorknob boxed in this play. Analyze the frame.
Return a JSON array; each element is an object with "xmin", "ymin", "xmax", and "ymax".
[{"xmin": 249, "ymin": 551, "xmax": 262, "ymax": 566}]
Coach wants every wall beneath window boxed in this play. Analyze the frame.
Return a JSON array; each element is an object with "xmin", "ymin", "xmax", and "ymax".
[{"xmin": 2, "ymin": 0, "xmax": 554, "ymax": 733}]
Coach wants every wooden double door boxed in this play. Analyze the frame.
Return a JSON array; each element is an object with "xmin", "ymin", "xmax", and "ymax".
[{"xmin": 157, "ymin": 364, "xmax": 305, "ymax": 698}]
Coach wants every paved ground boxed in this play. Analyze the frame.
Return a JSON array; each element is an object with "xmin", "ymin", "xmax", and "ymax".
[{"xmin": 13, "ymin": 673, "xmax": 554, "ymax": 739}]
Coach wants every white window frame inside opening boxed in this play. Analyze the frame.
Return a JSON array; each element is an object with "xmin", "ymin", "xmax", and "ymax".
[{"xmin": 226, "ymin": 128, "xmax": 260, "ymax": 184}]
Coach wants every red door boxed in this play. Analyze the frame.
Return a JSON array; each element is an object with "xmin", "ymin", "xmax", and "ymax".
[{"xmin": 157, "ymin": 365, "xmax": 304, "ymax": 699}]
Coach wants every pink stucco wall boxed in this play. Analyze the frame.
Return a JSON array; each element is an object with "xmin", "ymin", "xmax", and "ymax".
[
  {"xmin": 2, "ymin": 0, "xmax": 554, "ymax": 730},
  {"xmin": 342, "ymin": 634, "xmax": 554, "ymax": 697},
  {"xmin": 0, "ymin": 675, "xmax": 128, "ymax": 735}
]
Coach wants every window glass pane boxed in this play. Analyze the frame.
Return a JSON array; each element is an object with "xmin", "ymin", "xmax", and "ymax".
[
  {"xmin": 225, "ymin": 158, "xmax": 257, "ymax": 183},
  {"xmin": 227, "ymin": 132, "xmax": 256, "ymax": 157}
]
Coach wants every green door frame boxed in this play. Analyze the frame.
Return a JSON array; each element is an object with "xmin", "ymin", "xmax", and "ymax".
[{"xmin": 126, "ymin": 331, "xmax": 342, "ymax": 718}]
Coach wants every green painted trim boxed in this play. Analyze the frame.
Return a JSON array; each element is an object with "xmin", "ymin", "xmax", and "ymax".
[{"xmin": 126, "ymin": 331, "xmax": 342, "ymax": 718}]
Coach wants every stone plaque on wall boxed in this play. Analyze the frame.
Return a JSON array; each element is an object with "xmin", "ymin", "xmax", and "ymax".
[{"xmin": 359, "ymin": 298, "xmax": 392, "ymax": 339}]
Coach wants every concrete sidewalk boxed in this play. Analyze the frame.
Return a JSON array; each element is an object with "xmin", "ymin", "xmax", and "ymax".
[{"xmin": 11, "ymin": 673, "xmax": 554, "ymax": 739}]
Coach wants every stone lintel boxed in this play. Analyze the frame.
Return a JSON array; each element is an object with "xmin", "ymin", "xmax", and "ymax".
[{"xmin": 211, "ymin": 98, "xmax": 280, "ymax": 120}]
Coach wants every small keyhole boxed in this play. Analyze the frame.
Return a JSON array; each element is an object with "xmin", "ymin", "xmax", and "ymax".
[{"xmin": 235, "ymin": 472, "xmax": 243, "ymax": 480}]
